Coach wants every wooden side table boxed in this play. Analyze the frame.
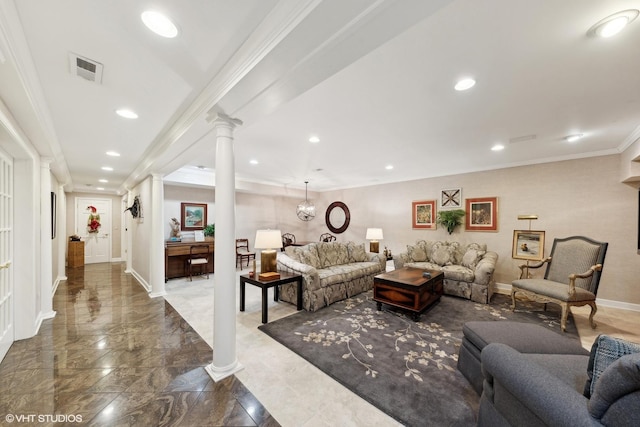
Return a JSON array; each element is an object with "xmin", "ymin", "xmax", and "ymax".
[
  {"xmin": 68, "ymin": 240, "xmax": 84, "ymax": 268},
  {"xmin": 239, "ymin": 271, "xmax": 303, "ymax": 323}
]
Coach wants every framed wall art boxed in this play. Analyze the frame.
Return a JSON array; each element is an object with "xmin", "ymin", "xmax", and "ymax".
[
  {"xmin": 181, "ymin": 202, "xmax": 207, "ymax": 231},
  {"xmin": 512, "ymin": 230, "xmax": 545, "ymax": 261},
  {"xmin": 412, "ymin": 200, "xmax": 436, "ymax": 229},
  {"xmin": 440, "ymin": 188, "xmax": 461, "ymax": 208},
  {"xmin": 465, "ymin": 197, "xmax": 498, "ymax": 231}
]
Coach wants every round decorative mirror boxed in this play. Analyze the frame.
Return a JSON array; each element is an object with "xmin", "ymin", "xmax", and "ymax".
[{"xmin": 325, "ymin": 201, "xmax": 350, "ymax": 234}]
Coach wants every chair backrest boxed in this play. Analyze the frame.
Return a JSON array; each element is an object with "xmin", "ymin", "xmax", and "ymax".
[
  {"xmin": 236, "ymin": 239, "xmax": 249, "ymax": 253},
  {"xmin": 319, "ymin": 233, "xmax": 336, "ymax": 242},
  {"xmin": 282, "ymin": 233, "xmax": 296, "ymax": 246},
  {"xmin": 190, "ymin": 244, "xmax": 209, "ymax": 259},
  {"xmin": 545, "ymin": 236, "xmax": 608, "ymax": 294}
]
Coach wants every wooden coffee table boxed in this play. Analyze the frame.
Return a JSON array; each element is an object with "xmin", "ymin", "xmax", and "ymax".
[{"xmin": 373, "ymin": 267, "xmax": 444, "ymax": 321}]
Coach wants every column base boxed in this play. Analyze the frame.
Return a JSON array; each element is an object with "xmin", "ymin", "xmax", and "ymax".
[{"xmin": 205, "ymin": 361, "xmax": 244, "ymax": 382}]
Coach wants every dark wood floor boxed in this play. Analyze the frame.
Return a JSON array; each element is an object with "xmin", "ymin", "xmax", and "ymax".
[{"xmin": 0, "ymin": 263, "xmax": 279, "ymax": 426}]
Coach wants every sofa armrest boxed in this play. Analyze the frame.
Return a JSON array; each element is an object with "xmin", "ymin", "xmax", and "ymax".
[
  {"xmin": 368, "ymin": 252, "xmax": 386, "ymax": 271},
  {"xmin": 276, "ymin": 253, "xmax": 320, "ymax": 291},
  {"xmin": 474, "ymin": 251, "xmax": 498, "ymax": 286},
  {"xmin": 393, "ymin": 252, "xmax": 410, "ymax": 269},
  {"xmin": 481, "ymin": 343, "xmax": 598, "ymax": 427}
]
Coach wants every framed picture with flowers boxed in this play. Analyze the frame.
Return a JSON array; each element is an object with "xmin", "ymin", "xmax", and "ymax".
[
  {"xmin": 412, "ymin": 200, "xmax": 436, "ymax": 229},
  {"xmin": 465, "ymin": 197, "xmax": 498, "ymax": 231}
]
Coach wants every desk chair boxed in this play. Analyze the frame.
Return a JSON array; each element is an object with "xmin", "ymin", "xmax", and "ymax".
[
  {"xmin": 282, "ymin": 233, "xmax": 296, "ymax": 251},
  {"xmin": 187, "ymin": 245, "xmax": 210, "ymax": 281},
  {"xmin": 319, "ymin": 233, "xmax": 336, "ymax": 242},
  {"xmin": 236, "ymin": 238, "xmax": 256, "ymax": 268}
]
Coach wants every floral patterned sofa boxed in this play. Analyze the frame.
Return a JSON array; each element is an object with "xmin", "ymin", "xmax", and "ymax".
[
  {"xmin": 393, "ymin": 240, "xmax": 498, "ymax": 303},
  {"xmin": 276, "ymin": 241, "xmax": 386, "ymax": 311}
]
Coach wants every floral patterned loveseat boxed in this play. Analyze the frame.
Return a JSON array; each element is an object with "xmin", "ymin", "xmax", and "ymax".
[
  {"xmin": 277, "ymin": 241, "xmax": 386, "ymax": 311},
  {"xmin": 393, "ymin": 240, "xmax": 498, "ymax": 303}
]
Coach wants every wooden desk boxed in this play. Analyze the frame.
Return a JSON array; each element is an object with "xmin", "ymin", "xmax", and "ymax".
[{"xmin": 165, "ymin": 238, "xmax": 214, "ymax": 281}]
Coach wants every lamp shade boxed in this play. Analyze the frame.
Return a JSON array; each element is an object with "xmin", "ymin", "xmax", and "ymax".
[
  {"xmin": 366, "ymin": 228, "xmax": 383, "ymax": 240},
  {"xmin": 254, "ymin": 229, "xmax": 283, "ymax": 249}
]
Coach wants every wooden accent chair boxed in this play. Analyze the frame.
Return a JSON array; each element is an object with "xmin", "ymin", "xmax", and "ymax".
[
  {"xmin": 187, "ymin": 245, "xmax": 210, "ymax": 281},
  {"xmin": 281, "ymin": 233, "xmax": 296, "ymax": 251},
  {"xmin": 235, "ymin": 238, "xmax": 255, "ymax": 268},
  {"xmin": 319, "ymin": 233, "xmax": 336, "ymax": 242},
  {"xmin": 511, "ymin": 236, "xmax": 608, "ymax": 332}
]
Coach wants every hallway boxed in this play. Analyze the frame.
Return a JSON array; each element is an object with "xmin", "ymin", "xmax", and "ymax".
[{"xmin": 0, "ymin": 263, "xmax": 278, "ymax": 426}]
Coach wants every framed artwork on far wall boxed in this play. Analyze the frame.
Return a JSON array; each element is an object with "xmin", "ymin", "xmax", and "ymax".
[
  {"xmin": 512, "ymin": 230, "xmax": 545, "ymax": 261},
  {"xmin": 465, "ymin": 197, "xmax": 498, "ymax": 231},
  {"xmin": 181, "ymin": 202, "xmax": 207, "ymax": 231},
  {"xmin": 440, "ymin": 188, "xmax": 462, "ymax": 208},
  {"xmin": 412, "ymin": 200, "xmax": 436, "ymax": 229}
]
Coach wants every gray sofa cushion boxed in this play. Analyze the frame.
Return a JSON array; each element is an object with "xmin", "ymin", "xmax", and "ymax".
[
  {"xmin": 585, "ymin": 334, "xmax": 640, "ymax": 397},
  {"xmin": 512, "ymin": 278, "xmax": 596, "ymax": 302}
]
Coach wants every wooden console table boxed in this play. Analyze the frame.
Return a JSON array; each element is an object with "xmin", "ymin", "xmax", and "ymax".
[
  {"xmin": 165, "ymin": 238, "xmax": 214, "ymax": 281},
  {"xmin": 68, "ymin": 240, "xmax": 84, "ymax": 268}
]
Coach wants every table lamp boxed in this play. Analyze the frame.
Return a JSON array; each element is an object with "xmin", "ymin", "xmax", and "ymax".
[
  {"xmin": 366, "ymin": 228, "xmax": 383, "ymax": 253},
  {"xmin": 254, "ymin": 229, "xmax": 283, "ymax": 273}
]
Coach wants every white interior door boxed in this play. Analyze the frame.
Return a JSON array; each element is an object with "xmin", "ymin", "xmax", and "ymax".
[
  {"xmin": 76, "ymin": 198, "xmax": 111, "ymax": 264},
  {"xmin": 0, "ymin": 148, "xmax": 14, "ymax": 361}
]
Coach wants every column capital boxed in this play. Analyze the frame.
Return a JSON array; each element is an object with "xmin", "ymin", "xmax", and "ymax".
[
  {"xmin": 40, "ymin": 157, "xmax": 53, "ymax": 167},
  {"xmin": 206, "ymin": 111, "xmax": 243, "ymax": 128}
]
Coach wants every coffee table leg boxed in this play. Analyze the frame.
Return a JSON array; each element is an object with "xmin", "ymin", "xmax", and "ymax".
[
  {"xmin": 376, "ymin": 301, "xmax": 382, "ymax": 311},
  {"xmin": 262, "ymin": 286, "xmax": 268, "ymax": 324},
  {"xmin": 412, "ymin": 312, "xmax": 420, "ymax": 322},
  {"xmin": 240, "ymin": 279, "xmax": 246, "ymax": 312}
]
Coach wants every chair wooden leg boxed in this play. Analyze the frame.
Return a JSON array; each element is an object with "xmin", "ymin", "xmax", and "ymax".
[
  {"xmin": 510, "ymin": 289, "xmax": 517, "ymax": 311},
  {"xmin": 560, "ymin": 303, "xmax": 568, "ymax": 332},
  {"xmin": 588, "ymin": 302, "xmax": 598, "ymax": 329}
]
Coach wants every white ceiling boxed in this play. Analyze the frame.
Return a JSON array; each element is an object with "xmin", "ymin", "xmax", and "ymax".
[{"xmin": 1, "ymin": 0, "xmax": 639, "ymax": 194}]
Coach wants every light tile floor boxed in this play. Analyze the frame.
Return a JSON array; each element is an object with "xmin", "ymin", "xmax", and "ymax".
[{"xmin": 166, "ymin": 272, "xmax": 640, "ymax": 427}]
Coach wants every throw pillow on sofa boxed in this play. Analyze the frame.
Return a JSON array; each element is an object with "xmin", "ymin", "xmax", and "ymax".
[
  {"xmin": 462, "ymin": 248, "xmax": 486, "ymax": 269},
  {"xmin": 347, "ymin": 242, "xmax": 368, "ymax": 262},
  {"xmin": 407, "ymin": 244, "xmax": 428, "ymax": 262},
  {"xmin": 300, "ymin": 245, "xmax": 322, "ymax": 268},
  {"xmin": 584, "ymin": 334, "xmax": 640, "ymax": 398},
  {"xmin": 430, "ymin": 241, "xmax": 458, "ymax": 266}
]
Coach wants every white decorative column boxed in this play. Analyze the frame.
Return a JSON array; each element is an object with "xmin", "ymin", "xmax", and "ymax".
[
  {"xmin": 149, "ymin": 174, "xmax": 166, "ymax": 297},
  {"xmin": 39, "ymin": 158, "xmax": 55, "ymax": 319},
  {"xmin": 57, "ymin": 186, "xmax": 67, "ymax": 281},
  {"xmin": 205, "ymin": 112, "xmax": 243, "ymax": 381}
]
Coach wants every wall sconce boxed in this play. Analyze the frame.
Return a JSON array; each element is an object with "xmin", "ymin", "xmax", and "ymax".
[
  {"xmin": 254, "ymin": 229, "xmax": 283, "ymax": 273},
  {"xmin": 366, "ymin": 228, "xmax": 384, "ymax": 253}
]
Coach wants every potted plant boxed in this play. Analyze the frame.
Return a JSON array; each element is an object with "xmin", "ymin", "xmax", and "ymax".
[
  {"xmin": 437, "ymin": 209, "xmax": 465, "ymax": 234},
  {"xmin": 204, "ymin": 223, "xmax": 215, "ymax": 237}
]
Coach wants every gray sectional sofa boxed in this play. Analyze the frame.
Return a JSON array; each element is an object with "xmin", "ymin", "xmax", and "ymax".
[
  {"xmin": 393, "ymin": 240, "xmax": 498, "ymax": 303},
  {"xmin": 276, "ymin": 241, "xmax": 386, "ymax": 312}
]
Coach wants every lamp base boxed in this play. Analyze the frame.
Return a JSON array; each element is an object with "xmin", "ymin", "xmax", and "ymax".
[
  {"xmin": 260, "ymin": 250, "xmax": 277, "ymax": 273},
  {"xmin": 369, "ymin": 241, "xmax": 379, "ymax": 253}
]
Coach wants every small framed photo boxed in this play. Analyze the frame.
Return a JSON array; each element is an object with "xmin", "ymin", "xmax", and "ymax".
[
  {"xmin": 512, "ymin": 230, "xmax": 545, "ymax": 261},
  {"xmin": 412, "ymin": 200, "xmax": 436, "ymax": 229},
  {"xmin": 181, "ymin": 202, "xmax": 207, "ymax": 231},
  {"xmin": 440, "ymin": 188, "xmax": 461, "ymax": 208},
  {"xmin": 465, "ymin": 197, "xmax": 498, "ymax": 231}
]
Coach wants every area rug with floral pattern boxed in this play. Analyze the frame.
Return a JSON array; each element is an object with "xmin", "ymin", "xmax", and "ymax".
[{"xmin": 258, "ymin": 292, "xmax": 579, "ymax": 426}]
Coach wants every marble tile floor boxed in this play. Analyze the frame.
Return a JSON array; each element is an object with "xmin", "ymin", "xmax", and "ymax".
[{"xmin": 0, "ymin": 263, "xmax": 279, "ymax": 426}]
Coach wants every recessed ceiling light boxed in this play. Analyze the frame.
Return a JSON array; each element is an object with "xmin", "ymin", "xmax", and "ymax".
[
  {"xmin": 491, "ymin": 144, "xmax": 505, "ymax": 151},
  {"xmin": 588, "ymin": 10, "xmax": 639, "ymax": 38},
  {"xmin": 249, "ymin": 159, "xmax": 259, "ymax": 165},
  {"xmin": 96, "ymin": 187, "xmax": 105, "ymax": 191},
  {"xmin": 99, "ymin": 179, "xmax": 108, "ymax": 183},
  {"xmin": 564, "ymin": 134, "xmax": 584, "ymax": 143},
  {"xmin": 309, "ymin": 136, "xmax": 320, "ymax": 143},
  {"xmin": 141, "ymin": 11, "xmax": 178, "ymax": 38},
  {"xmin": 454, "ymin": 78, "xmax": 476, "ymax": 91},
  {"xmin": 385, "ymin": 165, "xmax": 394, "ymax": 170},
  {"xmin": 115, "ymin": 109, "xmax": 138, "ymax": 119},
  {"xmin": 106, "ymin": 151, "xmax": 120, "ymax": 157},
  {"xmin": 101, "ymin": 166, "xmax": 113, "ymax": 171}
]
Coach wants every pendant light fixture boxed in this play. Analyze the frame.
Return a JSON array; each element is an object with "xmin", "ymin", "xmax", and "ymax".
[{"xmin": 296, "ymin": 181, "xmax": 316, "ymax": 221}]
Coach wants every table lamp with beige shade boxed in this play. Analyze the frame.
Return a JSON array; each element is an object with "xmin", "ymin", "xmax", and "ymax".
[
  {"xmin": 366, "ymin": 228, "xmax": 383, "ymax": 253},
  {"xmin": 254, "ymin": 229, "xmax": 283, "ymax": 273}
]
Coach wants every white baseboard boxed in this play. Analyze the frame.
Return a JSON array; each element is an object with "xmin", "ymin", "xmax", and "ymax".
[
  {"xmin": 494, "ymin": 282, "xmax": 640, "ymax": 312},
  {"xmin": 111, "ymin": 257, "xmax": 123, "ymax": 262},
  {"xmin": 129, "ymin": 268, "xmax": 150, "ymax": 292}
]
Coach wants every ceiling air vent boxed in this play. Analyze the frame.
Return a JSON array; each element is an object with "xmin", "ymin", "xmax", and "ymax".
[{"xmin": 69, "ymin": 53, "xmax": 103, "ymax": 83}]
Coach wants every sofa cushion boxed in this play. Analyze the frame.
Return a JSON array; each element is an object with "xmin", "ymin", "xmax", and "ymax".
[
  {"xmin": 588, "ymin": 352, "xmax": 640, "ymax": 424},
  {"xmin": 441, "ymin": 265, "xmax": 475, "ymax": 282},
  {"xmin": 407, "ymin": 243, "xmax": 428, "ymax": 262},
  {"xmin": 584, "ymin": 334, "xmax": 640, "ymax": 398},
  {"xmin": 405, "ymin": 261, "xmax": 442, "ymax": 271},
  {"xmin": 347, "ymin": 242, "xmax": 368, "ymax": 262},
  {"xmin": 300, "ymin": 244, "xmax": 321, "ymax": 268},
  {"xmin": 430, "ymin": 242, "xmax": 457, "ymax": 266},
  {"xmin": 317, "ymin": 242, "xmax": 350, "ymax": 268},
  {"xmin": 462, "ymin": 248, "xmax": 486, "ymax": 269},
  {"xmin": 285, "ymin": 245, "xmax": 304, "ymax": 262}
]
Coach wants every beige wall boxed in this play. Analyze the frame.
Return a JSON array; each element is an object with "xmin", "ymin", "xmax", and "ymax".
[{"xmin": 160, "ymin": 154, "xmax": 639, "ymax": 305}]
